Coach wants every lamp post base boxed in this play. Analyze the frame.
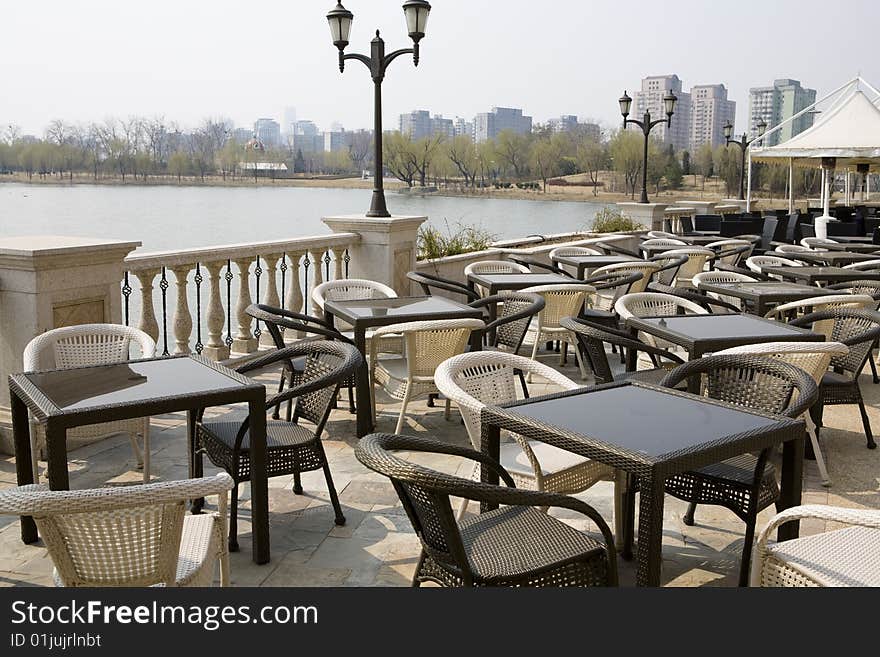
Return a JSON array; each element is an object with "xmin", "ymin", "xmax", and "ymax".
[{"xmin": 366, "ymin": 190, "xmax": 391, "ymax": 218}]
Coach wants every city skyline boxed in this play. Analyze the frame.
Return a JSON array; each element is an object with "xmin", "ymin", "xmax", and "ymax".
[{"xmin": 3, "ymin": 0, "xmax": 878, "ymax": 138}]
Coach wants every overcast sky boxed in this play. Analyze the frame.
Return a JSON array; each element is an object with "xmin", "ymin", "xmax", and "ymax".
[{"xmin": 4, "ymin": 0, "xmax": 879, "ymax": 136}]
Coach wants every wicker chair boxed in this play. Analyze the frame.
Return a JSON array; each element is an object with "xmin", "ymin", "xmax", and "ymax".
[
  {"xmin": 774, "ymin": 244, "xmax": 812, "ymax": 255},
  {"xmin": 639, "ymin": 238, "xmax": 687, "ymax": 255},
  {"xmin": 464, "ymin": 260, "xmax": 530, "ymax": 296},
  {"xmin": 707, "ymin": 239, "xmax": 755, "ymax": 262},
  {"xmin": 23, "ymin": 324, "xmax": 156, "ymax": 483},
  {"xmin": 435, "ymin": 351, "xmax": 617, "ymax": 524},
  {"xmin": 646, "ymin": 230, "xmax": 679, "ymax": 239},
  {"xmin": 0, "ymin": 473, "xmax": 234, "ymax": 587},
  {"xmin": 197, "ymin": 341, "xmax": 362, "ymax": 550},
  {"xmin": 615, "ymin": 292, "xmax": 708, "ymax": 356},
  {"xmin": 647, "ymin": 282, "xmax": 742, "ymax": 315},
  {"xmin": 789, "ymin": 309, "xmax": 880, "ymax": 450},
  {"xmin": 354, "ymin": 433, "xmax": 618, "ymax": 587},
  {"xmin": 746, "ymin": 255, "xmax": 804, "ymax": 279},
  {"xmin": 468, "ymin": 291, "xmax": 545, "ymax": 354},
  {"xmin": 561, "ymin": 316, "xmax": 685, "ymax": 386},
  {"xmin": 842, "ymin": 258, "xmax": 880, "ymax": 271},
  {"xmin": 693, "ymin": 270, "xmax": 758, "ymax": 310},
  {"xmin": 716, "ymin": 341, "xmax": 850, "ymax": 486},
  {"xmin": 801, "ymin": 237, "xmax": 837, "ymax": 250},
  {"xmin": 506, "ymin": 255, "xmax": 572, "ymax": 276},
  {"xmin": 655, "ymin": 355, "xmax": 818, "ymax": 586},
  {"xmin": 520, "ymin": 284, "xmax": 596, "ymax": 379},
  {"xmin": 592, "ymin": 261, "xmax": 660, "ymax": 294},
  {"xmin": 827, "ymin": 281, "xmax": 880, "ymax": 384},
  {"xmin": 246, "ymin": 304, "xmax": 358, "ymax": 415},
  {"xmin": 648, "ymin": 254, "xmax": 689, "ymax": 286},
  {"xmin": 751, "ymin": 505, "xmax": 880, "ymax": 587},
  {"xmin": 370, "ymin": 318, "xmax": 484, "ymax": 433},
  {"xmin": 662, "ymin": 247, "xmax": 715, "ymax": 288},
  {"xmin": 763, "ymin": 294, "xmax": 876, "ymax": 324},
  {"xmin": 311, "ymin": 278, "xmax": 403, "ymax": 355},
  {"xmin": 406, "ymin": 271, "xmax": 480, "ymax": 303}
]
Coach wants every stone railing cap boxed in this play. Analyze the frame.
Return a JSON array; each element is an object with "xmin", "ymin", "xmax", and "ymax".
[{"xmin": 0, "ymin": 236, "xmax": 142, "ymax": 257}]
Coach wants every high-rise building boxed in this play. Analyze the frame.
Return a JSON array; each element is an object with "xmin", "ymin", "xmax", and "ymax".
[
  {"xmin": 431, "ymin": 115, "xmax": 454, "ymax": 139},
  {"xmin": 578, "ymin": 122, "xmax": 602, "ymax": 141},
  {"xmin": 324, "ymin": 130, "xmax": 347, "ymax": 153},
  {"xmin": 282, "ymin": 107, "xmax": 297, "ymax": 136},
  {"xmin": 748, "ymin": 79, "xmax": 817, "ymax": 145},
  {"xmin": 547, "ymin": 115, "xmax": 579, "ymax": 133},
  {"xmin": 690, "ymin": 84, "xmax": 736, "ymax": 150},
  {"xmin": 231, "ymin": 128, "xmax": 254, "ymax": 144},
  {"xmin": 253, "ymin": 118, "xmax": 281, "ymax": 148},
  {"xmin": 292, "ymin": 120, "xmax": 321, "ymax": 153},
  {"xmin": 474, "ymin": 107, "xmax": 533, "ymax": 142},
  {"xmin": 399, "ymin": 110, "xmax": 455, "ymax": 140},
  {"xmin": 631, "ymin": 75, "xmax": 692, "ymax": 153},
  {"xmin": 453, "ymin": 117, "xmax": 474, "ymax": 140}
]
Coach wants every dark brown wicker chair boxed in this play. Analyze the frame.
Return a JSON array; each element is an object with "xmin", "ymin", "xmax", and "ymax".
[
  {"xmin": 469, "ymin": 291, "xmax": 545, "ymax": 354},
  {"xmin": 406, "ymin": 271, "xmax": 480, "ymax": 303},
  {"xmin": 197, "ymin": 341, "xmax": 362, "ymax": 550},
  {"xmin": 649, "ymin": 254, "xmax": 689, "ymax": 286},
  {"xmin": 506, "ymin": 255, "xmax": 573, "ymax": 276},
  {"xmin": 826, "ymin": 282, "xmax": 880, "ymax": 383},
  {"xmin": 354, "ymin": 433, "xmax": 618, "ymax": 587},
  {"xmin": 789, "ymin": 308, "xmax": 880, "ymax": 449},
  {"xmin": 647, "ymin": 281, "xmax": 742, "ymax": 314},
  {"xmin": 561, "ymin": 316, "xmax": 685, "ymax": 386},
  {"xmin": 654, "ymin": 355, "xmax": 818, "ymax": 586},
  {"xmin": 247, "ymin": 303, "xmax": 357, "ymax": 416}
]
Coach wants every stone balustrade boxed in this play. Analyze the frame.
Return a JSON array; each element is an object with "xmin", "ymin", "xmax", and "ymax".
[
  {"xmin": 663, "ymin": 207, "xmax": 697, "ymax": 234},
  {"xmin": 123, "ymin": 233, "xmax": 359, "ymax": 360}
]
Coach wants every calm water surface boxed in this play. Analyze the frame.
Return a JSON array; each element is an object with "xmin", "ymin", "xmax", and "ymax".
[{"xmin": 0, "ymin": 183, "xmax": 608, "ymax": 251}]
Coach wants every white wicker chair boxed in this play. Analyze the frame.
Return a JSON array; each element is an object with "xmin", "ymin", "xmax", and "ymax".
[
  {"xmin": 435, "ymin": 351, "xmax": 622, "ymax": 535},
  {"xmin": 763, "ymin": 294, "xmax": 876, "ymax": 322},
  {"xmin": 520, "ymin": 284, "xmax": 596, "ymax": 380},
  {"xmin": 549, "ymin": 246, "xmax": 603, "ymax": 276},
  {"xmin": 706, "ymin": 239, "xmax": 755, "ymax": 265},
  {"xmin": 661, "ymin": 247, "xmax": 715, "ymax": 288},
  {"xmin": 370, "ymin": 318, "xmax": 484, "ymax": 433},
  {"xmin": 843, "ymin": 258, "xmax": 880, "ymax": 271},
  {"xmin": 693, "ymin": 270, "xmax": 758, "ymax": 310},
  {"xmin": 641, "ymin": 238, "xmax": 687, "ymax": 248},
  {"xmin": 746, "ymin": 255, "xmax": 804, "ymax": 280},
  {"xmin": 646, "ymin": 230, "xmax": 678, "ymax": 239},
  {"xmin": 774, "ymin": 244, "xmax": 812, "ymax": 254},
  {"xmin": 716, "ymin": 341, "xmax": 850, "ymax": 486},
  {"xmin": 615, "ymin": 292, "xmax": 707, "ymax": 360},
  {"xmin": 751, "ymin": 504, "xmax": 880, "ymax": 587},
  {"xmin": 0, "ymin": 473, "xmax": 233, "ymax": 587},
  {"xmin": 312, "ymin": 278, "xmax": 402, "ymax": 354},
  {"xmin": 801, "ymin": 237, "xmax": 838, "ymax": 250},
  {"xmin": 592, "ymin": 261, "xmax": 660, "ymax": 294},
  {"xmin": 23, "ymin": 324, "xmax": 156, "ymax": 483},
  {"xmin": 464, "ymin": 260, "xmax": 530, "ymax": 297}
]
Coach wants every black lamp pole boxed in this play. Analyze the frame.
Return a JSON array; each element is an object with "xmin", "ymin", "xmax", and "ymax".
[
  {"xmin": 619, "ymin": 90, "xmax": 677, "ymax": 204},
  {"xmin": 328, "ymin": 2, "xmax": 431, "ymax": 218},
  {"xmin": 724, "ymin": 119, "xmax": 767, "ymax": 201}
]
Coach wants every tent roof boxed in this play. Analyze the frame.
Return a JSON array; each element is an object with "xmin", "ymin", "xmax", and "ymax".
[{"xmin": 751, "ymin": 90, "xmax": 880, "ymax": 165}]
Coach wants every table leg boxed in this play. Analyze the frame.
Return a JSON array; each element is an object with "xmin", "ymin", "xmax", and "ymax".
[
  {"xmin": 11, "ymin": 392, "xmax": 37, "ymax": 544},
  {"xmin": 479, "ymin": 423, "xmax": 501, "ymax": 513},
  {"xmin": 188, "ymin": 409, "xmax": 205, "ymax": 514},
  {"xmin": 777, "ymin": 434, "xmax": 804, "ymax": 542},
  {"xmin": 621, "ymin": 473, "xmax": 636, "ymax": 560},
  {"xmin": 352, "ymin": 327, "xmax": 372, "ymax": 438},
  {"xmin": 636, "ymin": 475, "xmax": 665, "ymax": 587},
  {"xmin": 248, "ymin": 396, "xmax": 270, "ymax": 565},
  {"xmin": 44, "ymin": 420, "xmax": 70, "ymax": 492}
]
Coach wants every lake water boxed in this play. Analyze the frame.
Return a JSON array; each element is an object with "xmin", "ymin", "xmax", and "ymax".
[{"xmin": 0, "ymin": 183, "xmax": 608, "ymax": 251}]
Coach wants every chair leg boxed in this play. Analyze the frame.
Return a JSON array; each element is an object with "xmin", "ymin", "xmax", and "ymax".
[
  {"xmin": 806, "ymin": 415, "xmax": 831, "ymax": 487},
  {"xmin": 322, "ymin": 462, "xmax": 346, "ymax": 526},
  {"xmin": 572, "ymin": 340, "xmax": 589, "ymax": 381},
  {"xmin": 517, "ymin": 370, "xmax": 529, "ymax": 398},
  {"xmin": 738, "ymin": 512, "xmax": 758, "ymax": 588},
  {"xmin": 293, "ymin": 471, "xmax": 303, "ymax": 494},
  {"xmin": 456, "ymin": 496, "xmax": 470, "ymax": 521},
  {"xmin": 412, "ymin": 551, "xmax": 426, "ymax": 587},
  {"xmin": 682, "ymin": 501, "xmax": 698, "ymax": 526},
  {"xmin": 527, "ymin": 336, "xmax": 540, "ymax": 383},
  {"xmin": 347, "ymin": 382, "xmax": 356, "ymax": 414},
  {"xmin": 857, "ymin": 399, "xmax": 876, "ymax": 449},
  {"xmin": 870, "ymin": 353, "xmax": 879, "ymax": 384},
  {"xmin": 560, "ymin": 341, "xmax": 567, "ymax": 366},
  {"xmin": 228, "ymin": 485, "xmax": 240, "ymax": 553},
  {"xmin": 621, "ymin": 475, "xmax": 636, "ymax": 561},
  {"xmin": 444, "ymin": 397, "xmax": 452, "ymax": 421},
  {"xmin": 613, "ymin": 471, "xmax": 625, "ymax": 551},
  {"xmin": 30, "ymin": 433, "xmax": 40, "ymax": 483},
  {"xmin": 395, "ymin": 382, "xmax": 413, "ymax": 434}
]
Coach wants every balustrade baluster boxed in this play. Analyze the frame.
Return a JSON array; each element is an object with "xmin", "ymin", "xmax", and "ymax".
[
  {"xmin": 133, "ymin": 269, "xmax": 160, "ymax": 345},
  {"xmin": 171, "ymin": 265, "xmax": 193, "ymax": 355},
  {"xmin": 260, "ymin": 253, "xmax": 282, "ymax": 348},
  {"xmin": 285, "ymin": 252, "xmax": 305, "ymax": 338},
  {"xmin": 309, "ymin": 250, "xmax": 324, "ymax": 318},
  {"xmin": 194, "ymin": 263, "xmax": 204, "ymax": 354},
  {"xmin": 231, "ymin": 257, "xmax": 258, "ymax": 354},
  {"xmin": 122, "ymin": 272, "xmax": 132, "ymax": 326},
  {"xmin": 159, "ymin": 267, "xmax": 170, "ymax": 356},
  {"xmin": 331, "ymin": 248, "xmax": 344, "ymax": 281},
  {"xmin": 202, "ymin": 261, "xmax": 229, "ymax": 361}
]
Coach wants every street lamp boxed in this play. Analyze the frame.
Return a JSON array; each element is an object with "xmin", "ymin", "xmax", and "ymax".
[
  {"xmin": 619, "ymin": 89, "xmax": 677, "ymax": 203},
  {"xmin": 723, "ymin": 118, "xmax": 767, "ymax": 201},
  {"xmin": 327, "ymin": 1, "xmax": 431, "ymax": 218}
]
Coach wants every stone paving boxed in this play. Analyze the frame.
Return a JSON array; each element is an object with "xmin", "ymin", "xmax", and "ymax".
[{"xmin": 1, "ymin": 348, "xmax": 879, "ymax": 588}]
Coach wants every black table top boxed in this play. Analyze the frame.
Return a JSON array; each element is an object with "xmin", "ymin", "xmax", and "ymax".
[
  {"xmin": 790, "ymin": 251, "xmax": 878, "ymax": 266},
  {"xmin": 552, "ymin": 254, "xmax": 640, "ymax": 267},
  {"xmin": 679, "ymin": 235, "xmax": 725, "ymax": 246},
  {"xmin": 324, "ymin": 295, "xmax": 482, "ymax": 328},
  {"xmin": 697, "ymin": 280, "xmax": 838, "ymax": 301},
  {"xmin": 762, "ymin": 266, "xmax": 880, "ymax": 283},
  {"xmin": 626, "ymin": 313, "xmax": 821, "ymax": 354},
  {"xmin": 466, "ymin": 272, "xmax": 580, "ymax": 290},
  {"xmin": 482, "ymin": 382, "xmax": 801, "ymax": 472},
  {"xmin": 11, "ymin": 356, "xmax": 259, "ymax": 419},
  {"xmin": 823, "ymin": 242, "xmax": 880, "ymax": 254}
]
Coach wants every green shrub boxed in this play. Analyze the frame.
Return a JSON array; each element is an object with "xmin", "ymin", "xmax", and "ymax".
[
  {"xmin": 590, "ymin": 207, "xmax": 645, "ymax": 233},
  {"xmin": 418, "ymin": 221, "xmax": 496, "ymax": 260}
]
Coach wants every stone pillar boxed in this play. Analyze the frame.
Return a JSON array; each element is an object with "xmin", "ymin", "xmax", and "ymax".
[
  {"xmin": 675, "ymin": 200, "xmax": 717, "ymax": 215},
  {"xmin": 322, "ymin": 215, "xmax": 427, "ymax": 296},
  {"xmin": 0, "ymin": 236, "xmax": 141, "ymax": 454},
  {"xmin": 617, "ymin": 203, "xmax": 668, "ymax": 232}
]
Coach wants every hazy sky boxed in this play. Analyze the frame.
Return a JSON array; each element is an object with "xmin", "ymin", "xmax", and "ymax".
[{"xmin": 4, "ymin": 0, "xmax": 880, "ymax": 136}]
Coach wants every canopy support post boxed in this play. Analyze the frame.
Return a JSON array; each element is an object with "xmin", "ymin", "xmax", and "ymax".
[
  {"xmin": 788, "ymin": 159, "xmax": 794, "ymax": 214},
  {"xmin": 746, "ymin": 150, "xmax": 753, "ymax": 212}
]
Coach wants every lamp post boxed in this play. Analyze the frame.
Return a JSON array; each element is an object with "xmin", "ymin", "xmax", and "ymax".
[
  {"xmin": 619, "ymin": 89, "xmax": 677, "ymax": 204},
  {"xmin": 327, "ymin": 1, "xmax": 431, "ymax": 218},
  {"xmin": 723, "ymin": 119, "xmax": 767, "ymax": 201}
]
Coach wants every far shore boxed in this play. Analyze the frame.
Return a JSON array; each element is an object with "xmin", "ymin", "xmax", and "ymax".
[{"xmin": 0, "ymin": 171, "xmax": 798, "ymax": 208}]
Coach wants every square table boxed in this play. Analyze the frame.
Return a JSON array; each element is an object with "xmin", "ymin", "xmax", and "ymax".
[
  {"xmin": 9, "ymin": 355, "xmax": 271, "ymax": 564},
  {"xmin": 480, "ymin": 382, "xmax": 805, "ymax": 586},
  {"xmin": 788, "ymin": 251, "xmax": 879, "ymax": 267},
  {"xmin": 678, "ymin": 234, "xmax": 725, "ymax": 246},
  {"xmin": 695, "ymin": 281, "xmax": 838, "ymax": 317},
  {"xmin": 323, "ymin": 296, "xmax": 484, "ymax": 437},
  {"xmin": 762, "ymin": 266, "xmax": 880, "ymax": 285},
  {"xmin": 466, "ymin": 272, "xmax": 583, "ymax": 295},
  {"xmin": 625, "ymin": 313, "xmax": 823, "ymax": 359},
  {"xmin": 551, "ymin": 254, "xmax": 641, "ymax": 279},
  {"xmin": 823, "ymin": 242, "xmax": 880, "ymax": 254}
]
